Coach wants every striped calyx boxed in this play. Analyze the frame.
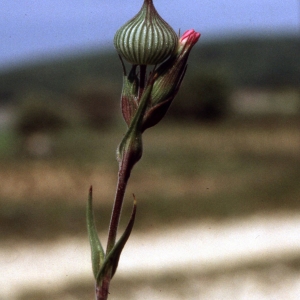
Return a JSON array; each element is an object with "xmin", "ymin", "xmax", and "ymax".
[{"xmin": 114, "ymin": 0, "xmax": 178, "ymax": 65}]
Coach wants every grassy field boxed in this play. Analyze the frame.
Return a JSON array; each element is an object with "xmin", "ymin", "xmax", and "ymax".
[{"xmin": 1, "ymin": 117, "xmax": 300, "ymax": 243}]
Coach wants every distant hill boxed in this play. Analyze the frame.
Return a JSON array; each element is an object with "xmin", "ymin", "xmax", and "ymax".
[
  {"xmin": 192, "ymin": 34, "xmax": 300, "ymax": 88},
  {"xmin": 0, "ymin": 50, "xmax": 122, "ymax": 102},
  {"xmin": 0, "ymin": 34, "xmax": 299, "ymax": 106}
]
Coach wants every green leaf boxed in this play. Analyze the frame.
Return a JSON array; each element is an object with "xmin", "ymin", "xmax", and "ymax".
[
  {"xmin": 86, "ymin": 186, "xmax": 105, "ymax": 279},
  {"xmin": 96, "ymin": 196, "xmax": 137, "ymax": 284}
]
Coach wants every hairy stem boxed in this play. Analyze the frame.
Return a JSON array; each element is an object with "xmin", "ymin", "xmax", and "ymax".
[
  {"xmin": 95, "ymin": 155, "xmax": 131, "ymax": 300},
  {"xmin": 106, "ymin": 152, "xmax": 132, "ymax": 254},
  {"xmin": 96, "ymin": 273, "xmax": 111, "ymax": 300}
]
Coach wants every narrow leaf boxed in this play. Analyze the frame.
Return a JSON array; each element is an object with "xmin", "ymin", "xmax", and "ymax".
[{"xmin": 87, "ymin": 186, "xmax": 105, "ymax": 279}]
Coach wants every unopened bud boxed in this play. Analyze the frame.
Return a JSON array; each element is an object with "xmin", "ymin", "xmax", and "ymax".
[
  {"xmin": 142, "ymin": 29, "xmax": 200, "ymax": 131},
  {"xmin": 151, "ymin": 29, "xmax": 201, "ymax": 105},
  {"xmin": 114, "ymin": 0, "xmax": 178, "ymax": 65}
]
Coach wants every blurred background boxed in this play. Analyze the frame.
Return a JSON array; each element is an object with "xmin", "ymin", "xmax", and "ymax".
[{"xmin": 0, "ymin": 0, "xmax": 300, "ymax": 299}]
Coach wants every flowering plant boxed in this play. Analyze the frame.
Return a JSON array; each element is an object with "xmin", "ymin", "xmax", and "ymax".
[{"xmin": 86, "ymin": 1, "xmax": 200, "ymax": 299}]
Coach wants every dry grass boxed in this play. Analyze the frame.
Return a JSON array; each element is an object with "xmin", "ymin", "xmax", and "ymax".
[{"xmin": 0, "ymin": 162, "xmax": 116, "ymax": 203}]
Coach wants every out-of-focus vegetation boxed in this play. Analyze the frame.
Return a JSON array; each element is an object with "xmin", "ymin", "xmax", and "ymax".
[{"xmin": 0, "ymin": 119, "xmax": 300, "ymax": 241}]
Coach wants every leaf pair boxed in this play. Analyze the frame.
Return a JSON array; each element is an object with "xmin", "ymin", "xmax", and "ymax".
[{"xmin": 87, "ymin": 186, "xmax": 137, "ymax": 285}]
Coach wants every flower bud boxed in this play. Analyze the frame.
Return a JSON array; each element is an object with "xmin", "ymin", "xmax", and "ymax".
[
  {"xmin": 151, "ymin": 29, "xmax": 201, "ymax": 105},
  {"xmin": 114, "ymin": 0, "xmax": 178, "ymax": 65},
  {"xmin": 141, "ymin": 29, "xmax": 200, "ymax": 131},
  {"xmin": 121, "ymin": 65, "xmax": 139, "ymax": 126}
]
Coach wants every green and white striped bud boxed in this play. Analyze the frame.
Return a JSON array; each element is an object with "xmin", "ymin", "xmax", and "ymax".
[{"xmin": 114, "ymin": 0, "xmax": 178, "ymax": 65}]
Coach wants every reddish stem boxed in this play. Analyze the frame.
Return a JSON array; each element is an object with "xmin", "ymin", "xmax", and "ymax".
[
  {"xmin": 96, "ymin": 272, "xmax": 111, "ymax": 300},
  {"xmin": 96, "ymin": 126, "xmax": 137, "ymax": 299},
  {"xmin": 95, "ymin": 154, "xmax": 131, "ymax": 300},
  {"xmin": 106, "ymin": 152, "xmax": 132, "ymax": 254}
]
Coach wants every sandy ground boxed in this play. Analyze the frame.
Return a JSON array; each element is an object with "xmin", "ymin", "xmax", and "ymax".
[{"xmin": 1, "ymin": 213, "xmax": 300, "ymax": 300}]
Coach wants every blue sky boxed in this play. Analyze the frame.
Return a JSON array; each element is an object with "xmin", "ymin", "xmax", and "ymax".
[{"xmin": 1, "ymin": 0, "xmax": 299, "ymax": 69}]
